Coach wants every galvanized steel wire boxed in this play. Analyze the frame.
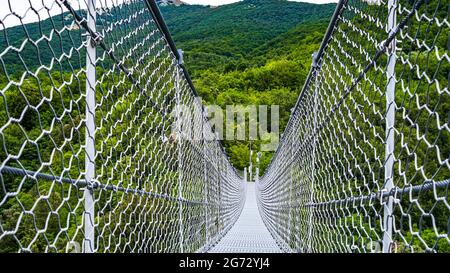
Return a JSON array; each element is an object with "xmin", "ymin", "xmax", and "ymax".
[
  {"xmin": 257, "ymin": 0, "xmax": 449, "ymax": 253},
  {"xmin": 0, "ymin": 0, "xmax": 448, "ymax": 254},
  {"xmin": 0, "ymin": 0, "xmax": 244, "ymax": 253}
]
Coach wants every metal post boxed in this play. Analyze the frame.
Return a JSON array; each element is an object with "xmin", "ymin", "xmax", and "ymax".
[
  {"xmin": 176, "ymin": 63, "xmax": 184, "ymax": 253},
  {"xmin": 203, "ymin": 108, "xmax": 210, "ymax": 245},
  {"xmin": 83, "ymin": 0, "xmax": 96, "ymax": 254},
  {"xmin": 243, "ymin": 167, "xmax": 247, "ymax": 209},
  {"xmin": 249, "ymin": 142, "xmax": 253, "ymax": 182},
  {"xmin": 244, "ymin": 167, "xmax": 247, "ymax": 184},
  {"xmin": 288, "ymin": 142, "xmax": 294, "ymax": 249},
  {"xmin": 255, "ymin": 152, "xmax": 260, "ymax": 184},
  {"xmin": 214, "ymin": 133, "xmax": 220, "ymax": 235},
  {"xmin": 383, "ymin": 0, "xmax": 397, "ymax": 253},
  {"xmin": 306, "ymin": 52, "xmax": 319, "ymax": 253},
  {"xmin": 216, "ymin": 133, "xmax": 222, "ymax": 231}
]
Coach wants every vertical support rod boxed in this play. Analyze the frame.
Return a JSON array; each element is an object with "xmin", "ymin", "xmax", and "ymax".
[
  {"xmin": 215, "ymin": 134, "xmax": 219, "ymax": 235},
  {"xmin": 202, "ymin": 108, "xmax": 210, "ymax": 245},
  {"xmin": 255, "ymin": 153, "xmax": 259, "ymax": 183},
  {"xmin": 176, "ymin": 64, "xmax": 184, "ymax": 253},
  {"xmin": 83, "ymin": 0, "xmax": 96, "ymax": 254},
  {"xmin": 249, "ymin": 142, "xmax": 253, "ymax": 182},
  {"xmin": 383, "ymin": 0, "xmax": 397, "ymax": 254},
  {"xmin": 242, "ymin": 167, "xmax": 246, "ymax": 221},
  {"xmin": 243, "ymin": 167, "xmax": 247, "ymax": 212},
  {"xmin": 288, "ymin": 140, "xmax": 294, "ymax": 249},
  {"xmin": 306, "ymin": 53, "xmax": 319, "ymax": 253},
  {"xmin": 244, "ymin": 167, "xmax": 247, "ymax": 184},
  {"xmin": 216, "ymin": 133, "xmax": 222, "ymax": 232}
]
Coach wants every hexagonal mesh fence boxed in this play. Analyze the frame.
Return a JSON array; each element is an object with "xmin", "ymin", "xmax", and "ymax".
[
  {"xmin": 0, "ymin": 0, "xmax": 245, "ymax": 253},
  {"xmin": 257, "ymin": 0, "xmax": 449, "ymax": 253}
]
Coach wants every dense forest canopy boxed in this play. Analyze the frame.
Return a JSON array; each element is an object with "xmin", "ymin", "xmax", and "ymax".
[
  {"xmin": 0, "ymin": 0, "xmax": 335, "ymax": 173},
  {"xmin": 159, "ymin": 0, "xmax": 336, "ymax": 171}
]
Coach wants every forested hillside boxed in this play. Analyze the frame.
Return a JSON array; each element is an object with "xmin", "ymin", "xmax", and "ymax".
[
  {"xmin": 159, "ymin": 0, "xmax": 335, "ymax": 171},
  {"xmin": 0, "ymin": 0, "xmax": 334, "ymax": 252},
  {"xmin": 0, "ymin": 0, "xmax": 335, "ymax": 172}
]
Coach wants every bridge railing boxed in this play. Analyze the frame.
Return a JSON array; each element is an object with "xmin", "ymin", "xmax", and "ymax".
[
  {"xmin": 257, "ymin": 0, "xmax": 449, "ymax": 253},
  {"xmin": 0, "ymin": 0, "xmax": 245, "ymax": 253}
]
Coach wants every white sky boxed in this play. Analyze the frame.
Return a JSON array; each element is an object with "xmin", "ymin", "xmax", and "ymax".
[
  {"xmin": 183, "ymin": 0, "xmax": 337, "ymax": 5},
  {"xmin": 0, "ymin": 0, "xmax": 338, "ymax": 29},
  {"xmin": 1, "ymin": 0, "xmax": 88, "ymax": 29}
]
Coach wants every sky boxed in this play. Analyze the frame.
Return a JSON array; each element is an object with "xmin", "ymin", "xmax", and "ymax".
[
  {"xmin": 183, "ymin": 0, "xmax": 338, "ymax": 5},
  {"xmin": 0, "ymin": 0, "xmax": 338, "ymax": 29}
]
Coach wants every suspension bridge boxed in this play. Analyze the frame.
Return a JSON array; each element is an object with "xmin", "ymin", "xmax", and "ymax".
[{"xmin": 0, "ymin": 0, "xmax": 448, "ymax": 253}]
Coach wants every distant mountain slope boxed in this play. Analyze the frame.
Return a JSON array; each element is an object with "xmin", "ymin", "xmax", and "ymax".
[
  {"xmin": 159, "ymin": 0, "xmax": 335, "ymax": 74},
  {"xmin": 155, "ymin": 1, "xmax": 336, "ymax": 170},
  {"xmin": 157, "ymin": 0, "xmax": 186, "ymax": 6},
  {"xmin": 0, "ymin": 0, "xmax": 335, "ymax": 172},
  {"xmin": 0, "ymin": 0, "xmax": 334, "ymax": 78}
]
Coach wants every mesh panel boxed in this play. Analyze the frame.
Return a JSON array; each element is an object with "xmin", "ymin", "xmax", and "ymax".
[
  {"xmin": 257, "ymin": 0, "xmax": 449, "ymax": 253},
  {"xmin": 0, "ymin": 0, "xmax": 244, "ymax": 253}
]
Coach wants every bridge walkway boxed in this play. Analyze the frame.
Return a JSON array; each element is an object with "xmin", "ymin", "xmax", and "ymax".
[{"xmin": 208, "ymin": 182, "xmax": 282, "ymax": 253}]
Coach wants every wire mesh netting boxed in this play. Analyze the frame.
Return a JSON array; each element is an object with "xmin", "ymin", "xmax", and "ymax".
[
  {"xmin": 0, "ymin": 0, "xmax": 245, "ymax": 253},
  {"xmin": 0, "ymin": 0, "xmax": 448, "ymax": 254},
  {"xmin": 257, "ymin": 0, "xmax": 449, "ymax": 253}
]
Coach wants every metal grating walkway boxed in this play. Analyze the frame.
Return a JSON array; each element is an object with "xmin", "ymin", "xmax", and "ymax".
[{"xmin": 208, "ymin": 182, "xmax": 283, "ymax": 253}]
